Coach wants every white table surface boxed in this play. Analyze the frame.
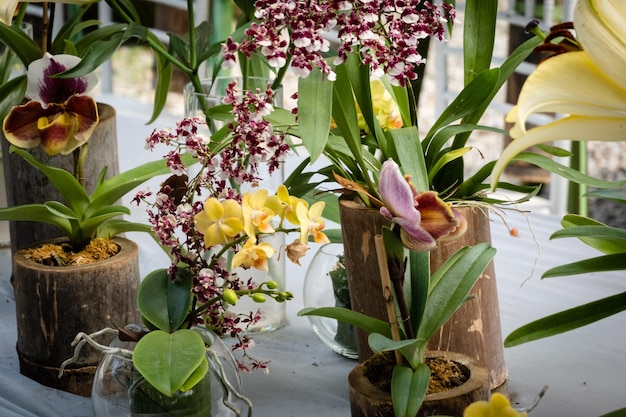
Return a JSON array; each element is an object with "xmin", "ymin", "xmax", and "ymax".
[{"xmin": 0, "ymin": 95, "xmax": 624, "ymax": 417}]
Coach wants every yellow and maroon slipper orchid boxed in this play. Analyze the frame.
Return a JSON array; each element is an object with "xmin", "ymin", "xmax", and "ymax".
[
  {"xmin": 491, "ymin": 0, "xmax": 626, "ymax": 189},
  {"xmin": 2, "ymin": 53, "xmax": 99, "ymax": 156},
  {"xmin": 379, "ymin": 159, "xmax": 465, "ymax": 252}
]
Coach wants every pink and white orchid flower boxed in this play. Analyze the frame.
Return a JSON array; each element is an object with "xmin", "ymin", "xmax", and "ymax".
[
  {"xmin": 379, "ymin": 159, "xmax": 466, "ymax": 252},
  {"xmin": 2, "ymin": 53, "xmax": 99, "ymax": 155}
]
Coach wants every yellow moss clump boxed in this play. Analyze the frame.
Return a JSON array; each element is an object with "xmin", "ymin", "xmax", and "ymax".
[{"xmin": 21, "ymin": 238, "xmax": 120, "ymax": 266}]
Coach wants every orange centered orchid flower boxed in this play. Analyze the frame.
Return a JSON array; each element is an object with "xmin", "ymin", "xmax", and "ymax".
[
  {"xmin": 2, "ymin": 53, "xmax": 99, "ymax": 156},
  {"xmin": 296, "ymin": 201, "xmax": 329, "ymax": 245},
  {"xmin": 379, "ymin": 159, "xmax": 465, "ymax": 251},
  {"xmin": 231, "ymin": 239, "xmax": 276, "ymax": 271},
  {"xmin": 194, "ymin": 197, "xmax": 245, "ymax": 248},
  {"xmin": 242, "ymin": 189, "xmax": 276, "ymax": 239}
]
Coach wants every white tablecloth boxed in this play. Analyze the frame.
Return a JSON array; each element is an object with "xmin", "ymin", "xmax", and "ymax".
[{"xmin": 0, "ymin": 95, "xmax": 624, "ymax": 416}]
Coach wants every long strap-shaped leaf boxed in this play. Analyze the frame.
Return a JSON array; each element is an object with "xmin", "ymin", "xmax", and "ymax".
[
  {"xmin": 9, "ymin": 146, "xmax": 90, "ymax": 214},
  {"xmin": 417, "ymin": 243, "xmax": 496, "ymax": 342},
  {"xmin": 504, "ymin": 292, "xmax": 626, "ymax": 347}
]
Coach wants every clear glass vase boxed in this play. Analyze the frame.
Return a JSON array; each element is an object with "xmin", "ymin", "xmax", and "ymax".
[
  {"xmin": 303, "ymin": 243, "xmax": 358, "ymax": 359},
  {"xmin": 92, "ymin": 328, "xmax": 248, "ymax": 417},
  {"xmin": 183, "ymin": 77, "xmax": 287, "ymax": 333}
]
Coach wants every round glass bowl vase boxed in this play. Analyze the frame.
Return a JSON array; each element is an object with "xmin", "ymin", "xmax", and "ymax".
[
  {"xmin": 92, "ymin": 328, "xmax": 247, "ymax": 417},
  {"xmin": 303, "ymin": 243, "xmax": 358, "ymax": 359}
]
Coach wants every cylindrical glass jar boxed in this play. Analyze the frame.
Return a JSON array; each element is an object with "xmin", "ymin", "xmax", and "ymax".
[
  {"xmin": 92, "ymin": 328, "xmax": 246, "ymax": 417},
  {"xmin": 303, "ymin": 243, "xmax": 358, "ymax": 359},
  {"xmin": 183, "ymin": 77, "xmax": 287, "ymax": 333}
]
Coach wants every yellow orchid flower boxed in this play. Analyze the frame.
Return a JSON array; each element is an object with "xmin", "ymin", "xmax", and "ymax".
[
  {"xmin": 194, "ymin": 198, "xmax": 244, "ymax": 248},
  {"xmin": 359, "ymin": 79, "xmax": 403, "ymax": 131},
  {"xmin": 490, "ymin": 0, "xmax": 626, "ymax": 189},
  {"xmin": 296, "ymin": 201, "xmax": 329, "ymax": 245},
  {"xmin": 231, "ymin": 239, "xmax": 276, "ymax": 272},
  {"xmin": 267, "ymin": 185, "xmax": 307, "ymax": 226},
  {"xmin": 463, "ymin": 393, "xmax": 527, "ymax": 417},
  {"xmin": 242, "ymin": 189, "xmax": 275, "ymax": 239}
]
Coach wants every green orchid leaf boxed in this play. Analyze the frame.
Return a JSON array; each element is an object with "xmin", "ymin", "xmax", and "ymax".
[
  {"xmin": 133, "ymin": 329, "xmax": 207, "ymax": 397},
  {"xmin": 418, "ymin": 243, "xmax": 495, "ymax": 342},
  {"xmin": 96, "ymin": 219, "xmax": 153, "ymax": 240},
  {"xmin": 79, "ymin": 205, "xmax": 132, "ymax": 240},
  {"xmin": 0, "ymin": 204, "xmax": 71, "ymax": 234},
  {"xmin": 423, "ymin": 68, "xmax": 500, "ymax": 152},
  {"xmin": 50, "ymin": 5, "xmax": 91, "ymax": 53},
  {"xmin": 108, "ymin": 0, "xmax": 143, "ymax": 22},
  {"xmin": 428, "ymin": 147, "xmax": 472, "ymax": 183},
  {"xmin": 550, "ymin": 224, "xmax": 626, "ymax": 254},
  {"xmin": 148, "ymin": 47, "xmax": 174, "ymax": 124},
  {"xmin": 89, "ymin": 153, "xmax": 196, "ymax": 212},
  {"xmin": 598, "ymin": 407, "xmax": 626, "ymax": 417},
  {"xmin": 9, "ymin": 146, "xmax": 90, "ymax": 214},
  {"xmin": 391, "ymin": 363, "xmax": 430, "ymax": 417},
  {"xmin": 585, "ymin": 189, "xmax": 626, "ymax": 204},
  {"xmin": 425, "ymin": 123, "xmax": 506, "ymax": 168},
  {"xmin": 515, "ymin": 152, "xmax": 626, "ymax": 189},
  {"xmin": 504, "ymin": 292, "xmax": 626, "ymax": 347},
  {"xmin": 408, "ymin": 250, "xmax": 429, "ymax": 335},
  {"xmin": 178, "ymin": 356, "xmax": 209, "ymax": 392},
  {"xmin": 463, "ymin": 0, "xmax": 497, "ymax": 85},
  {"xmin": 0, "ymin": 22, "xmax": 41, "ymax": 66},
  {"xmin": 298, "ymin": 307, "xmax": 391, "ymax": 338},
  {"xmin": 298, "ymin": 67, "xmax": 333, "ymax": 162},
  {"xmin": 0, "ymin": 74, "xmax": 26, "ymax": 120},
  {"xmin": 43, "ymin": 201, "xmax": 78, "ymax": 220},
  {"xmin": 138, "ymin": 269, "xmax": 193, "ymax": 333},
  {"xmin": 543, "ymin": 254, "xmax": 626, "ymax": 278},
  {"xmin": 390, "ymin": 127, "xmax": 428, "ymax": 191},
  {"xmin": 559, "ymin": 215, "xmax": 626, "ymax": 255},
  {"xmin": 534, "ymin": 143, "xmax": 572, "ymax": 157},
  {"xmin": 368, "ymin": 333, "xmax": 425, "ymax": 368}
]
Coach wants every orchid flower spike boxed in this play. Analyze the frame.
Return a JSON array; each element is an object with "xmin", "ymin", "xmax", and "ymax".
[
  {"xmin": 379, "ymin": 159, "xmax": 466, "ymax": 252},
  {"xmin": 2, "ymin": 53, "xmax": 99, "ymax": 156}
]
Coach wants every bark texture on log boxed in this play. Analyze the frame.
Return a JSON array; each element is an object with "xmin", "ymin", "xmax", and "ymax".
[
  {"xmin": 349, "ymin": 351, "xmax": 490, "ymax": 417},
  {"xmin": 12, "ymin": 237, "xmax": 140, "ymax": 396},
  {"xmin": 339, "ymin": 196, "xmax": 392, "ymax": 362},
  {"xmin": 427, "ymin": 206, "xmax": 508, "ymax": 390}
]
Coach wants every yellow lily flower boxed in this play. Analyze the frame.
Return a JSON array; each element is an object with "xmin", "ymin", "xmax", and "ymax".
[
  {"xmin": 491, "ymin": 0, "xmax": 626, "ymax": 189},
  {"xmin": 1, "ymin": 0, "xmax": 98, "ymax": 27},
  {"xmin": 463, "ymin": 393, "xmax": 527, "ymax": 417},
  {"xmin": 242, "ymin": 189, "xmax": 275, "ymax": 239},
  {"xmin": 231, "ymin": 239, "xmax": 276, "ymax": 272},
  {"xmin": 296, "ymin": 201, "xmax": 329, "ymax": 244},
  {"xmin": 194, "ymin": 198, "xmax": 244, "ymax": 248}
]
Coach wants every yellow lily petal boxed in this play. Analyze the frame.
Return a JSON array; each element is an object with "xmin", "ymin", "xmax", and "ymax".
[
  {"xmin": 575, "ymin": 0, "xmax": 626, "ymax": 92},
  {"xmin": 506, "ymin": 51, "xmax": 626, "ymax": 138},
  {"xmin": 492, "ymin": 116, "xmax": 626, "ymax": 189},
  {"xmin": 0, "ymin": 0, "xmax": 19, "ymax": 25}
]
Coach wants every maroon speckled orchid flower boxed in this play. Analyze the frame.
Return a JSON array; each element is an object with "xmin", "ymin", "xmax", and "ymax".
[
  {"xmin": 2, "ymin": 53, "xmax": 99, "ymax": 156},
  {"xmin": 379, "ymin": 159, "xmax": 466, "ymax": 251}
]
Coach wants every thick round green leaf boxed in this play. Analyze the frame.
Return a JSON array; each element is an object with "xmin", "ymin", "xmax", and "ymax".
[
  {"xmin": 133, "ymin": 329, "xmax": 207, "ymax": 397},
  {"xmin": 137, "ymin": 269, "xmax": 193, "ymax": 333}
]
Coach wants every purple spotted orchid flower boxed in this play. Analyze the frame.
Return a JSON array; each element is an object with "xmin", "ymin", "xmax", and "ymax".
[
  {"xmin": 379, "ymin": 159, "xmax": 466, "ymax": 252},
  {"xmin": 2, "ymin": 53, "xmax": 99, "ymax": 156}
]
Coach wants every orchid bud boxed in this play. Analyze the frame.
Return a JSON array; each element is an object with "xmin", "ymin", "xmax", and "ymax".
[{"xmin": 223, "ymin": 288, "xmax": 238, "ymax": 305}]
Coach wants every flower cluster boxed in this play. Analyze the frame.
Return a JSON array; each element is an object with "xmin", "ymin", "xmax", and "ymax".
[
  {"xmin": 138, "ymin": 103, "xmax": 328, "ymax": 370},
  {"xmin": 227, "ymin": 0, "xmax": 454, "ymax": 86}
]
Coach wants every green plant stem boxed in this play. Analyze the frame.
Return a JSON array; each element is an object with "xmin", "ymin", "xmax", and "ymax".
[
  {"xmin": 73, "ymin": 144, "xmax": 88, "ymax": 187},
  {"xmin": 186, "ymin": 0, "xmax": 197, "ymax": 70}
]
